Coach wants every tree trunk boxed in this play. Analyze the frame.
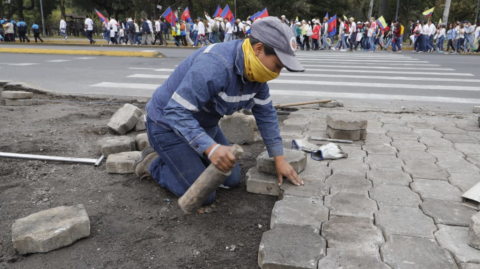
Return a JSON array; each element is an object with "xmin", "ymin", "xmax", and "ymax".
[
  {"xmin": 60, "ymin": 0, "xmax": 66, "ymax": 20},
  {"xmin": 443, "ymin": 0, "xmax": 452, "ymax": 24},
  {"xmin": 378, "ymin": 0, "xmax": 388, "ymax": 17},
  {"xmin": 368, "ymin": 0, "xmax": 374, "ymax": 19}
]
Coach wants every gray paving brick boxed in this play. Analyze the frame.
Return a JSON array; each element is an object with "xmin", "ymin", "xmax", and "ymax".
[
  {"xmin": 420, "ymin": 199, "xmax": 477, "ymax": 226},
  {"xmin": 435, "ymin": 224, "xmax": 480, "ymax": 264},
  {"xmin": 321, "ymin": 216, "xmax": 384, "ymax": 251},
  {"xmin": 325, "ymin": 173, "xmax": 371, "ymax": 194},
  {"xmin": 257, "ymin": 149, "xmax": 307, "ymax": 176},
  {"xmin": 326, "ymin": 114, "xmax": 367, "ymax": 130},
  {"xmin": 412, "ymin": 179, "xmax": 462, "ymax": 202},
  {"xmin": 467, "ymin": 155, "xmax": 480, "ymax": 167},
  {"xmin": 367, "ymin": 170, "xmax": 412, "ymax": 186},
  {"xmin": 271, "ymin": 197, "xmax": 328, "ymax": 234},
  {"xmin": 408, "ymin": 122, "xmax": 435, "ymax": 129},
  {"xmin": 325, "ymin": 192, "xmax": 377, "ymax": 220},
  {"xmin": 280, "ymin": 176, "xmax": 328, "ymax": 199},
  {"xmin": 460, "ymin": 263, "xmax": 480, "ymax": 269},
  {"xmin": 428, "ymin": 147, "xmax": 465, "ymax": 160},
  {"xmin": 449, "ymin": 173, "xmax": 480, "ymax": 192},
  {"xmin": 469, "ymin": 213, "xmax": 480, "ymax": 249},
  {"xmin": 300, "ymin": 158, "xmax": 331, "ymax": 179},
  {"xmin": 107, "ymin": 104, "xmax": 143, "ymax": 135},
  {"xmin": 444, "ymin": 134, "xmax": 479, "ymax": 144},
  {"xmin": 375, "ymin": 206, "xmax": 437, "ymax": 238},
  {"xmin": 419, "ymin": 137, "xmax": 454, "ymax": 148},
  {"xmin": 362, "ymin": 144, "xmax": 397, "ymax": 155},
  {"xmin": 106, "ymin": 151, "xmax": 142, "ymax": 174},
  {"xmin": 258, "ymin": 225, "xmax": 326, "ymax": 269},
  {"xmin": 329, "ymin": 159, "xmax": 369, "ymax": 174},
  {"xmin": 436, "ymin": 125, "xmax": 468, "ymax": 134},
  {"xmin": 317, "ymin": 248, "xmax": 390, "ymax": 269},
  {"xmin": 97, "ymin": 136, "xmax": 136, "ymax": 157},
  {"xmin": 455, "ymin": 143, "xmax": 480, "ymax": 156},
  {"xmin": 381, "ymin": 235, "xmax": 458, "ymax": 269},
  {"xmin": 437, "ymin": 158, "xmax": 480, "ymax": 174},
  {"xmin": 246, "ymin": 167, "xmax": 279, "ymax": 196},
  {"xmin": 386, "ymin": 131, "xmax": 419, "ymax": 141},
  {"xmin": 414, "ymin": 128, "xmax": 444, "ymax": 138},
  {"xmin": 391, "ymin": 140, "xmax": 427, "ymax": 152},
  {"xmin": 403, "ymin": 162, "xmax": 449, "ymax": 180},
  {"xmin": 369, "ymin": 185, "xmax": 421, "ymax": 208},
  {"xmin": 397, "ymin": 151, "xmax": 437, "ymax": 165},
  {"xmin": 365, "ymin": 155, "xmax": 404, "ymax": 170},
  {"xmin": 383, "ymin": 124, "xmax": 412, "ymax": 132}
]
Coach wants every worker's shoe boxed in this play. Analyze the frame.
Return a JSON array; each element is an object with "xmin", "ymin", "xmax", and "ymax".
[{"xmin": 133, "ymin": 147, "xmax": 159, "ymax": 179}]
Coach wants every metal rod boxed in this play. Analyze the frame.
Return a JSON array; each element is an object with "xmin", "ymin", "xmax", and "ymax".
[
  {"xmin": 94, "ymin": 155, "xmax": 105, "ymax": 166},
  {"xmin": 0, "ymin": 152, "xmax": 99, "ymax": 164},
  {"xmin": 39, "ymin": 0, "xmax": 46, "ymax": 37},
  {"xmin": 274, "ymin": 99, "xmax": 332, "ymax": 109},
  {"xmin": 310, "ymin": 137, "xmax": 354, "ymax": 144}
]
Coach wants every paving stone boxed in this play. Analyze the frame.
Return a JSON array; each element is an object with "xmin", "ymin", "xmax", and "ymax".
[
  {"xmin": 321, "ymin": 216, "xmax": 384, "ymax": 251},
  {"xmin": 403, "ymin": 162, "xmax": 449, "ymax": 180},
  {"xmin": 436, "ymin": 125, "xmax": 468, "ymax": 135},
  {"xmin": 12, "ymin": 204, "xmax": 90, "ymax": 254},
  {"xmin": 457, "ymin": 122, "xmax": 480, "ymax": 132},
  {"xmin": 391, "ymin": 140, "xmax": 427, "ymax": 152},
  {"xmin": 257, "ymin": 149, "xmax": 307, "ymax": 176},
  {"xmin": 135, "ymin": 133, "xmax": 150, "ymax": 151},
  {"xmin": 376, "ymin": 206, "xmax": 437, "ymax": 238},
  {"xmin": 449, "ymin": 173, "xmax": 480, "ymax": 192},
  {"xmin": 134, "ymin": 114, "xmax": 146, "ymax": 131},
  {"xmin": 456, "ymin": 143, "xmax": 480, "ymax": 155},
  {"xmin": 367, "ymin": 169, "xmax": 412, "ymax": 186},
  {"xmin": 326, "ymin": 173, "xmax": 371, "ymax": 194},
  {"xmin": 107, "ymin": 104, "xmax": 143, "ymax": 135},
  {"xmin": 246, "ymin": 167, "xmax": 279, "ymax": 196},
  {"xmin": 414, "ymin": 128, "xmax": 443, "ymax": 138},
  {"xmin": 369, "ymin": 185, "xmax": 421, "ymax": 208},
  {"xmin": 386, "ymin": 131, "xmax": 419, "ymax": 141},
  {"xmin": 326, "ymin": 126, "xmax": 367, "ymax": 141},
  {"xmin": 397, "ymin": 151, "xmax": 437, "ymax": 165},
  {"xmin": 428, "ymin": 147, "xmax": 465, "ymax": 160},
  {"xmin": 420, "ymin": 199, "xmax": 477, "ymax": 227},
  {"xmin": 4, "ymin": 99, "xmax": 36, "ymax": 106},
  {"xmin": 365, "ymin": 155, "xmax": 404, "ymax": 170},
  {"xmin": 334, "ymin": 145, "xmax": 365, "ymax": 161},
  {"xmin": 412, "ymin": 179, "xmax": 462, "ymax": 202},
  {"xmin": 467, "ymin": 155, "xmax": 480, "ymax": 167},
  {"xmin": 469, "ymin": 213, "xmax": 480, "ymax": 249},
  {"xmin": 300, "ymin": 158, "xmax": 331, "ymax": 179},
  {"xmin": 435, "ymin": 224, "xmax": 480, "ymax": 264},
  {"xmin": 271, "ymin": 197, "xmax": 328, "ymax": 233},
  {"xmin": 106, "ymin": 151, "xmax": 142, "ymax": 174},
  {"xmin": 325, "ymin": 192, "xmax": 377, "ymax": 220},
  {"xmin": 317, "ymin": 248, "xmax": 390, "ymax": 269},
  {"xmin": 367, "ymin": 126, "xmax": 387, "ymax": 134},
  {"xmin": 364, "ymin": 133, "xmax": 392, "ymax": 144},
  {"xmin": 408, "ymin": 122, "xmax": 435, "ymax": 129},
  {"xmin": 284, "ymin": 117, "xmax": 309, "ymax": 127},
  {"xmin": 329, "ymin": 159, "xmax": 369, "ymax": 174},
  {"xmin": 444, "ymin": 134, "xmax": 479, "ymax": 144},
  {"xmin": 474, "ymin": 106, "xmax": 480, "ymax": 113},
  {"xmin": 219, "ymin": 112, "xmax": 260, "ymax": 144},
  {"xmin": 1, "ymin": 90, "xmax": 33, "ymax": 99},
  {"xmin": 438, "ymin": 158, "xmax": 480, "ymax": 174},
  {"xmin": 258, "ymin": 225, "xmax": 326, "ymax": 269},
  {"xmin": 362, "ymin": 144, "xmax": 397, "ymax": 155},
  {"xmin": 97, "ymin": 136, "xmax": 136, "ymax": 157},
  {"xmin": 280, "ymin": 176, "xmax": 328, "ymax": 199},
  {"xmin": 326, "ymin": 114, "xmax": 367, "ymax": 130},
  {"xmin": 460, "ymin": 263, "xmax": 480, "ymax": 269},
  {"xmin": 383, "ymin": 124, "xmax": 412, "ymax": 132},
  {"xmin": 419, "ymin": 137, "xmax": 454, "ymax": 148},
  {"xmin": 381, "ymin": 235, "xmax": 458, "ymax": 269},
  {"xmin": 280, "ymin": 124, "xmax": 306, "ymax": 134}
]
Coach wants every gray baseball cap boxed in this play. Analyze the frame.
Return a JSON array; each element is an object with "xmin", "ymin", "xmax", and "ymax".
[{"xmin": 251, "ymin": 17, "xmax": 305, "ymax": 72}]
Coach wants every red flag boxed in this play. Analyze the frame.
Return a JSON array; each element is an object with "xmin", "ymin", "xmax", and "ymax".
[
  {"xmin": 181, "ymin": 7, "xmax": 191, "ymax": 22},
  {"xmin": 213, "ymin": 5, "xmax": 223, "ymax": 17}
]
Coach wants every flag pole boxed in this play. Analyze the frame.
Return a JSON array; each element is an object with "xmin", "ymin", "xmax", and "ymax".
[
  {"xmin": 475, "ymin": 0, "xmax": 479, "ymax": 24},
  {"xmin": 395, "ymin": 0, "xmax": 400, "ymax": 21},
  {"xmin": 234, "ymin": 0, "xmax": 237, "ymax": 18},
  {"xmin": 39, "ymin": 0, "xmax": 46, "ymax": 37}
]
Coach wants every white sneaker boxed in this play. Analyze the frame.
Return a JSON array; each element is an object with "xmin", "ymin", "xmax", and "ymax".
[
  {"xmin": 219, "ymin": 184, "xmax": 230, "ymax": 189},
  {"xmin": 340, "ymin": 49, "xmax": 346, "ymax": 52},
  {"xmin": 332, "ymin": 48, "xmax": 336, "ymax": 50}
]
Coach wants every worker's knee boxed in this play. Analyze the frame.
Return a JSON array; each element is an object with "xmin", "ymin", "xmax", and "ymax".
[
  {"xmin": 223, "ymin": 165, "xmax": 241, "ymax": 188},
  {"xmin": 203, "ymin": 191, "xmax": 216, "ymax": 206}
]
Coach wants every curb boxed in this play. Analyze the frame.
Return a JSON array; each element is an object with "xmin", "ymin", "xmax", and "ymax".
[
  {"xmin": 0, "ymin": 48, "xmax": 165, "ymax": 58},
  {"xmin": 1, "ymin": 42, "xmax": 200, "ymax": 50}
]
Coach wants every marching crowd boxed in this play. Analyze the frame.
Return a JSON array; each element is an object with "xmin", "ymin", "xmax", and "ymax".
[{"xmin": 2, "ymin": 12, "xmax": 480, "ymax": 54}]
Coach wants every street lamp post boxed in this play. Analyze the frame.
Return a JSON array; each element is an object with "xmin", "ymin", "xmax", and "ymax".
[
  {"xmin": 234, "ymin": 0, "xmax": 237, "ymax": 19},
  {"xmin": 475, "ymin": 0, "xmax": 480, "ymax": 24},
  {"xmin": 39, "ymin": 0, "xmax": 46, "ymax": 37},
  {"xmin": 395, "ymin": 0, "xmax": 400, "ymax": 21}
]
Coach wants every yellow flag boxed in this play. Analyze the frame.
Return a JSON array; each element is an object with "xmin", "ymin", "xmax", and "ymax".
[
  {"xmin": 296, "ymin": 16, "xmax": 299, "ymax": 22},
  {"xmin": 376, "ymin": 16, "xmax": 387, "ymax": 30},
  {"xmin": 439, "ymin": 18, "xmax": 442, "ymax": 23},
  {"xmin": 343, "ymin": 15, "xmax": 348, "ymax": 21},
  {"xmin": 422, "ymin": 7, "xmax": 434, "ymax": 17}
]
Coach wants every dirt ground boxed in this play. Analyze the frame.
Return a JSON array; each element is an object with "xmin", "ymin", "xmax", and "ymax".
[{"xmin": 0, "ymin": 92, "xmax": 282, "ymax": 269}]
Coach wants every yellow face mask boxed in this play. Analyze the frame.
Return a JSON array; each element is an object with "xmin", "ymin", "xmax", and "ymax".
[{"xmin": 242, "ymin": 38, "xmax": 279, "ymax": 83}]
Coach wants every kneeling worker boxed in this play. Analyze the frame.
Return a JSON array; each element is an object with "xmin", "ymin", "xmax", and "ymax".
[{"xmin": 134, "ymin": 17, "xmax": 305, "ymax": 205}]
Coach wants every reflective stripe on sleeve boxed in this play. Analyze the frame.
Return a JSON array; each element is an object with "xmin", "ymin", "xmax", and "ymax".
[
  {"xmin": 172, "ymin": 92, "xmax": 199, "ymax": 112},
  {"xmin": 253, "ymin": 97, "xmax": 272, "ymax": 106}
]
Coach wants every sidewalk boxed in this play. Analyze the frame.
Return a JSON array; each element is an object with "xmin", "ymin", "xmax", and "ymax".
[{"xmin": 255, "ymin": 106, "xmax": 480, "ymax": 268}]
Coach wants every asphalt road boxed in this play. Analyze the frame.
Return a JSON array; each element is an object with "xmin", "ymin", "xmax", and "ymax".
[{"xmin": 1, "ymin": 44, "xmax": 479, "ymax": 113}]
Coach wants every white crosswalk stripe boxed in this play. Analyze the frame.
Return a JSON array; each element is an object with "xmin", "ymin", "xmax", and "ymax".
[
  {"xmin": 0, "ymin": 63, "xmax": 38, "ymax": 66},
  {"xmin": 91, "ymin": 52, "xmax": 480, "ymax": 105},
  {"xmin": 46, "ymin": 60, "xmax": 70, "ymax": 63}
]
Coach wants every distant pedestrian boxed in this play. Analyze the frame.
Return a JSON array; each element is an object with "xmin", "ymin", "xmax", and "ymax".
[
  {"xmin": 108, "ymin": 16, "xmax": 118, "ymax": 44},
  {"xmin": 4, "ymin": 19, "xmax": 14, "ymax": 42},
  {"xmin": 224, "ymin": 18, "xmax": 233, "ymax": 42},
  {"xmin": 16, "ymin": 18, "xmax": 30, "ymax": 42},
  {"xmin": 141, "ymin": 18, "xmax": 152, "ymax": 45},
  {"xmin": 134, "ymin": 19, "xmax": 141, "ymax": 45},
  {"xmin": 32, "ymin": 22, "xmax": 43, "ymax": 43},
  {"xmin": 60, "ymin": 17, "xmax": 67, "ymax": 39},
  {"xmin": 153, "ymin": 18, "xmax": 166, "ymax": 45},
  {"xmin": 84, "ymin": 15, "xmax": 95, "ymax": 44},
  {"xmin": 102, "ymin": 20, "xmax": 110, "ymax": 43}
]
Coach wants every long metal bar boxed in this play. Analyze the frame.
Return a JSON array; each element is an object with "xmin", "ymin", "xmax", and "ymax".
[
  {"xmin": 0, "ymin": 152, "xmax": 100, "ymax": 165},
  {"xmin": 310, "ymin": 137, "xmax": 354, "ymax": 144}
]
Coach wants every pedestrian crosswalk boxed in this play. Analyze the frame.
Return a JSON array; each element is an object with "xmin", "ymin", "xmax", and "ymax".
[{"xmin": 90, "ymin": 51, "xmax": 480, "ymax": 105}]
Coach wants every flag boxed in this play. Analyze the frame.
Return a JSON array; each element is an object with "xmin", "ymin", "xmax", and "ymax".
[
  {"xmin": 423, "ymin": 7, "xmax": 434, "ymax": 18},
  {"xmin": 256, "ymin": 8, "xmax": 269, "ymax": 20},
  {"xmin": 162, "ymin": 6, "xmax": 176, "ymax": 24},
  {"xmin": 213, "ymin": 5, "xmax": 223, "ymax": 17},
  {"xmin": 181, "ymin": 7, "xmax": 191, "ymax": 22},
  {"xmin": 250, "ymin": 10, "xmax": 261, "ymax": 21},
  {"xmin": 439, "ymin": 18, "xmax": 442, "ymax": 24},
  {"xmin": 376, "ymin": 16, "xmax": 387, "ymax": 30},
  {"xmin": 221, "ymin": 4, "xmax": 234, "ymax": 23},
  {"xmin": 328, "ymin": 15, "xmax": 337, "ymax": 37},
  {"xmin": 343, "ymin": 15, "xmax": 348, "ymax": 21},
  {"xmin": 296, "ymin": 16, "xmax": 299, "ymax": 22},
  {"xmin": 95, "ymin": 9, "xmax": 108, "ymax": 24},
  {"xmin": 326, "ymin": 12, "xmax": 329, "ymax": 19}
]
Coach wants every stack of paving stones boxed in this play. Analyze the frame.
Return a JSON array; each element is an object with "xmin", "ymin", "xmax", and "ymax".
[
  {"xmin": 251, "ymin": 109, "xmax": 480, "ymax": 269},
  {"xmin": 1, "ymin": 90, "xmax": 36, "ymax": 106},
  {"xmin": 326, "ymin": 114, "xmax": 368, "ymax": 141},
  {"xmin": 219, "ymin": 112, "xmax": 262, "ymax": 144},
  {"xmin": 102, "ymin": 104, "xmax": 151, "ymax": 174}
]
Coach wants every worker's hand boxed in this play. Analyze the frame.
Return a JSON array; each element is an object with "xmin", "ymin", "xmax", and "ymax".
[
  {"xmin": 207, "ymin": 144, "xmax": 236, "ymax": 173},
  {"xmin": 274, "ymin": 156, "xmax": 303, "ymax": 186}
]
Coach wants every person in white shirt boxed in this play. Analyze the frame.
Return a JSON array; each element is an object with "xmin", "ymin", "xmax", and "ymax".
[
  {"xmin": 196, "ymin": 18, "xmax": 208, "ymax": 46},
  {"xmin": 436, "ymin": 24, "xmax": 446, "ymax": 53},
  {"xmin": 84, "ymin": 15, "xmax": 95, "ymax": 44},
  {"xmin": 368, "ymin": 17, "xmax": 377, "ymax": 52},
  {"xmin": 426, "ymin": 21, "xmax": 436, "ymax": 52},
  {"xmin": 474, "ymin": 24, "xmax": 480, "ymax": 49},
  {"xmin": 60, "ymin": 17, "xmax": 67, "ymax": 39},
  {"xmin": 153, "ymin": 18, "xmax": 166, "ymax": 45},
  {"xmin": 108, "ymin": 16, "xmax": 118, "ymax": 44},
  {"xmin": 349, "ymin": 17, "xmax": 357, "ymax": 51},
  {"xmin": 146, "ymin": 18, "xmax": 154, "ymax": 41},
  {"xmin": 334, "ymin": 17, "xmax": 346, "ymax": 51},
  {"xmin": 223, "ymin": 18, "xmax": 233, "ymax": 42},
  {"xmin": 465, "ymin": 21, "xmax": 476, "ymax": 52}
]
